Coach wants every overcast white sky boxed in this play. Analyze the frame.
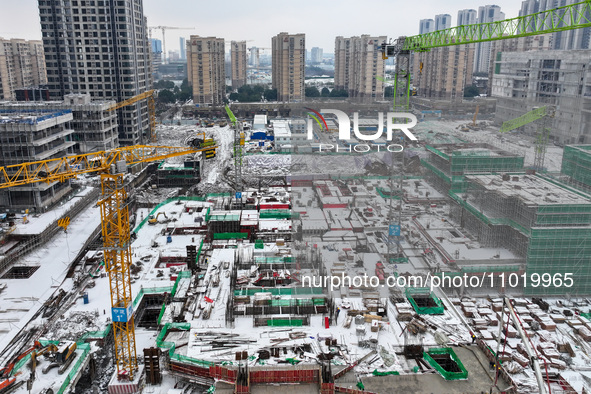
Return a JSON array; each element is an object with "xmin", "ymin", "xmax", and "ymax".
[{"xmin": 0, "ymin": 1, "xmax": 522, "ymax": 54}]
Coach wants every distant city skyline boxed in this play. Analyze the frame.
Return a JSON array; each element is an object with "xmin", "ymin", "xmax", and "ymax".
[{"xmin": 0, "ymin": 1, "xmax": 521, "ymax": 54}]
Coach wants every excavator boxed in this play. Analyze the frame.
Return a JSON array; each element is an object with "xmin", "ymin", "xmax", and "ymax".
[
  {"xmin": 0, "ymin": 341, "xmax": 46, "ymax": 379},
  {"xmin": 148, "ymin": 212, "xmax": 170, "ymax": 225},
  {"xmin": 0, "ymin": 341, "xmax": 57, "ymax": 391},
  {"xmin": 42, "ymin": 341, "xmax": 77, "ymax": 375},
  {"xmin": 187, "ymin": 132, "xmax": 217, "ymax": 159}
]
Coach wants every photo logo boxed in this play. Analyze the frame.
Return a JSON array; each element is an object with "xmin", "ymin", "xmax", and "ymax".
[{"xmin": 305, "ymin": 109, "xmax": 418, "ymax": 141}]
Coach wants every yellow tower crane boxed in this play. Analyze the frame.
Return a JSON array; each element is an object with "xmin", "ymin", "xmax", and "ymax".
[
  {"xmin": 0, "ymin": 143, "xmax": 217, "ymax": 381},
  {"xmin": 107, "ymin": 90, "xmax": 157, "ymax": 143}
]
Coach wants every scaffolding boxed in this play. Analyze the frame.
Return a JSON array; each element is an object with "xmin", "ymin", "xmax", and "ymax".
[
  {"xmin": 422, "ymin": 143, "xmax": 524, "ymax": 194},
  {"xmin": 405, "ymin": 287, "xmax": 444, "ymax": 315},
  {"xmin": 561, "ymin": 145, "xmax": 591, "ymax": 190},
  {"xmin": 449, "ymin": 173, "xmax": 591, "ymax": 295}
]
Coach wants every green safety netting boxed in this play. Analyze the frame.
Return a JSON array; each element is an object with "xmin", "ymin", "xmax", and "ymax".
[
  {"xmin": 372, "ymin": 369, "xmax": 400, "ymax": 376},
  {"xmin": 267, "ymin": 318, "xmax": 303, "ymax": 327},
  {"xmin": 213, "ymin": 232, "xmax": 248, "ymax": 240},
  {"xmin": 269, "ymin": 298, "xmax": 325, "ymax": 307},
  {"xmin": 561, "ymin": 145, "xmax": 591, "ymax": 189},
  {"xmin": 196, "ymin": 239, "xmax": 204, "ymax": 262},
  {"xmin": 133, "ymin": 285, "xmax": 174, "ymax": 308},
  {"xmin": 56, "ymin": 342, "xmax": 91, "ymax": 394},
  {"xmin": 133, "ymin": 271, "xmax": 192, "ymax": 326},
  {"xmin": 156, "ymin": 323, "xmax": 214, "ymax": 367},
  {"xmin": 12, "ymin": 340, "xmax": 94, "ymax": 393},
  {"xmin": 259, "ymin": 210, "xmax": 298, "ymax": 219},
  {"xmin": 448, "ymin": 191, "xmax": 531, "ymax": 236},
  {"xmin": 234, "ymin": 287, "xmax": 324, "ymax": 296},
  {"xmin": 171, "ymin": 271, "xmax": 192, "ymax": 296},
  {"xmin": 406, "ymin": 287, "xmax": 444, "ymax": 315},
  {"xmin": 208, "ymin": 214, "xmax": 240, "ymax": 222},
  {"xmin": 422, "ymin": 144, "xmax": 525, "ymax": 193},
  {"xmin": 389, "ymin": 257, "xmax": 409, "ymax": 264},
  {"xmin": 157, "ymin": 302, "xmax": 167, "ymax": 325},
  {"xmin": 79, "ymin": 325, "xmax": 112, "ymax": 341},
  {"xmin": 423, "ymin": 348, "xmax": 468, "ymax": 380}
]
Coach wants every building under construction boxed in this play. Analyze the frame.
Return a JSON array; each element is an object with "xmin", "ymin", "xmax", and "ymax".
[
  {"xmin": 561, "ymin": 144, "xmax": 591, "ymax": 191},
  {"xmin": 492, "ymin": 49, "xmax": 591, "ymax": 145},
  {"xmin": 449, "ymin": 173, "xmax": 591, "ymax": 295},
  {"xmin": 421, "ymin": 143, "xmax": 525, "ymax": 194}
]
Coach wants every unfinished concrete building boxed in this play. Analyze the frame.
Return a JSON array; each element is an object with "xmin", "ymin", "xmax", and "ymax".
[
  {"xmin": 486, "ymin": 34, "xmax": 552, "ymax": 96},
  {"xmin": 448, "ymin": 173, "xmax": 591, "ymax": 295},
  {"xmin": 492, "ymin": 49, "xmax": 591, "ymax": 144},
  {"xmin": 0, "ymin": 109, "xmax": 75, "ymax": 210},
  {"xmin": 0, "ymin": 93, "xmax": 118, "ymax": 153},
  {"xmin": 561, "ymin": 144, "xmax": 591, "ymax": 193}
]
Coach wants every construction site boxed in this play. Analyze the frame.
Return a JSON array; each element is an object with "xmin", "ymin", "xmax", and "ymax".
[
  {"xmin": 3, "ymin": 2, "xmax": 591, "ymax": 394},
  {"xmin": 0, "ymin": 92, "xmax": 590, "ymax": 394}
]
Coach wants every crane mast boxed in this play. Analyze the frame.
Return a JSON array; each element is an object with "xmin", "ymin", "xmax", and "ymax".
[
  {"xmin": 0, "ymin": 144, "xmax": 217, "ymax": 380},
  {"xmin": 381, "ymin": 1, "xmax": 591, "ymax": 109}
]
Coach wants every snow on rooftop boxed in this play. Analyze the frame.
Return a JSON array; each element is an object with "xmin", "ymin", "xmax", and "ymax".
[{"xmin": 466, "ymin": 174, "xmax": 591, "ymax": 206}]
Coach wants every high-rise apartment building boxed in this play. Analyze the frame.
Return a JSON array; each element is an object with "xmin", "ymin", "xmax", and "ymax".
[
  {"xmin": 310, "ymin": 47, "xmax": 323, "ymax": 64},
  {"xmin": 435, "ymin": 14, "xmax": 452, "ymax": 31},
  {"xmin": 419, "ymin": 19, "xmax": 435, "ymax": 35},
  {"xmin": 334, "ymin": 35, "xmax": 386, "ymax": 102},
  {"xmin": 231, "ymin": 41, "xmax": 247, "ymax": 90},
  {"xmin": 187, "ymin": 36, "xmax": 226, "ymax": 106},
  {"xmin": 150, "ymin": 38, "xmax": 163, "ymax": 80},
  {"xmin": 0, "ymin": 38, "xmax": 47, "ymax": 101},
  {"xmin": 248, "ymin": 47, "xmax": 259, "ymax": 67},
  {"xmin": 520, "ymin": 0, "xmax": 591, "ymax": 49},
  {"xmin": 457, "ymin": 9, "xmax": 477, "ymax": 26},
  {"xmin": 474, "ymin": 5, "xmax": 505, "ymax": 73},
  {"xmin": 272, "ymin": 32, "xmax": 305, "ymax": 102},
  {"xmin": 180, "ymin": 37, "xmax": 186, "ymax": 60},
  {"xmin": 412, "ymin": 44, "xmax": 474, "ymax": 100},
  {"xmin": 37, "ymin": 0, "xmax": 152, "ymax": 146}
]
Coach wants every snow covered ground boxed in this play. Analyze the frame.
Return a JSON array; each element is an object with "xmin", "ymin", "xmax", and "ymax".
[
  {"xmin": 0, "ymin": 201, "xmax": 101, "ymax": 357},
  {"xmin": 414, "ymin": 119, "xmax": 565, "ymax": 172}
]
